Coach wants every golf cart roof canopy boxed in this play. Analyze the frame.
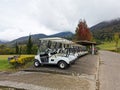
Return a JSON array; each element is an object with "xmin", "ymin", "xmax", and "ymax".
[
  {"xmin": 39, "ymin": 37, "xmax": 74, "ymax": 44},
  {"xmin": 72, "ymin": 44, "xmax": 84, "ymax": 47}
]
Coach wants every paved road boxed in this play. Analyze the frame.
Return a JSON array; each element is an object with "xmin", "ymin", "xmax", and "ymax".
[
  {"xmin": 99, "ymin": 51, "xmax": 120, "ymax": 90},
  {"xmin": 25, "ymin": 54, "xmax": 98, "ymax": 76}
]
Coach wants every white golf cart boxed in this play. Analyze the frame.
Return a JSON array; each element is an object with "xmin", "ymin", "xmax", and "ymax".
[{"xmin": 34, "ymin": 37, "xmax": 75, "ymax": 69}]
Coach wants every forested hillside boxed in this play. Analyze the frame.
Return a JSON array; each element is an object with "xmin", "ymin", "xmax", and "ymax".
[{"xmin": 91, "ymin": 18, "xmax": 120, "ymax": 41}]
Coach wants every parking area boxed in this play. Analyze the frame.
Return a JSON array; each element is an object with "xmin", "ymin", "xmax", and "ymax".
[
  {"xmin": 0, "ymin": 54, "xmax": 98, "ymax": 90},
  {"xmin": 24, "ymin": 54, "xmax": 98, "ymax": 76}
]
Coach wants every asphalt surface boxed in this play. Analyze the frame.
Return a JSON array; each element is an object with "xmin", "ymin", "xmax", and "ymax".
[
  {"xmin": 24, "ymin": 54, "xmax": 98, "ymax": 76},
  {"xmin": 0, "ymin": 72, "xmax": 90, "ymax": 90},
  {"xmin": 99, "ymin": 51, "xmax": 120, "ymax": 90},
  {"xmin": 0, "ymin": 54, "xmax": 98, "ymax": 90}
]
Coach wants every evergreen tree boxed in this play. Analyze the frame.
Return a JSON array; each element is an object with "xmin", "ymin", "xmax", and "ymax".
[
  {"xmin": 19, "ymin": 46, "xmax": 22, "ymax": 55},
  {"xmin": 27, "ymin": 35, "xmax": 33, "ymax": 54},
  {"xmin": 15, "ymin": 42, "xmax": 19, "ymax": 54},
  {"xmin": 47, "ymin": 40, "xmax": 52, "ymax": 48}
]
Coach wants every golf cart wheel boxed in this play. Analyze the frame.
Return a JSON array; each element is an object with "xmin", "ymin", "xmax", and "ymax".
[
  {"xmin": 58, "ymin": 61, "xmax": 68, "ymax": 69},
  {"xmin": 34, "ymin": 60, "xmax": 40, "ymax": 67}
]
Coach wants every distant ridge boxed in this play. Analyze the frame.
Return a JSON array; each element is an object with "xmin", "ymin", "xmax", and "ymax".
[
  {"xmin": 0, "ymin": 40, "xmax": 8, "ymax": 44},
  {"xmin": 49, "ymin": 31, "xmax": 73, "ymax": 37},
  {"xmin": 10, "ymin": 34, "xmax": 47, "ymax": 44},
  {"xmin": 8, "ymin": 31, "xmax": 74, "ymax": 45},
  {"xmin": 0, "ymin": 41, "xmax": 4, "ymax": 44}
]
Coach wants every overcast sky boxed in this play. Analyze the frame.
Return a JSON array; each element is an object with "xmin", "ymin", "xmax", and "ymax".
[{"xmin": 0, "ymin": 0, "xmax": 120, "ymax": 41}]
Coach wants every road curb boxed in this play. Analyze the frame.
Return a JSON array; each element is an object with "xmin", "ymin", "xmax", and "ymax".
[{"xmin": 95, "ymin": 54, "xmax": 100, "ymax": 90}]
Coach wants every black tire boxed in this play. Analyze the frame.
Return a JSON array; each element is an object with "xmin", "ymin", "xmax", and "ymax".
[
  {"xmin": 72, "ymin": 61, "xmax": 75, "ymax": 64},
  {"xmin": 58, "ymin": 61, "xmax": 68, "ymax": 69},
  {"xmin": 34, "ymin": 60, "xmax": 40, "ymax": 67}
]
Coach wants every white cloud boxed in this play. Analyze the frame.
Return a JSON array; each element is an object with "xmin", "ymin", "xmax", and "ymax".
[{"xmin": 0, "ymin": 0, "xmax": 120, "ymax": 41}]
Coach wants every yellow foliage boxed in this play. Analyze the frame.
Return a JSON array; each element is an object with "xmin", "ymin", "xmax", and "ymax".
[
  {"xmin": 9, "ymin": 59, "xmax": 17, "ymax": 63},
  {"xmin": 9, "ymin": 56, "xmax": 34, "ymax": 65}
]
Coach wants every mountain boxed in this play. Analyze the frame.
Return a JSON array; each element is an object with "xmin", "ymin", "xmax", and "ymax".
[
  {"xmin": 0, "ymin": 40, "xmax": 8, "ymax": 44},
  {"xmin": 0, "ymin": 41, "xmax": 4, "ymax": 44},
  {"xmin": 8, "ymin": 31, "xmax": 74, "ymax": 45},
  {"xmin": 49, "ymin": 31, "xmax": 73, "ymax": 37},
  {"xmin": 10, "ymin": 34, "xmax": 47, "ymax": 45},
  {"xmin": 90, "ymin": 18, "xmax": 120, "ymax": 41}
]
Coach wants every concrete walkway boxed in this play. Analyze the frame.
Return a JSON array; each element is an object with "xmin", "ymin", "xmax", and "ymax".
[{"xmin": 99, "ymin": 51, "xmax": 120, "ymax": 90}]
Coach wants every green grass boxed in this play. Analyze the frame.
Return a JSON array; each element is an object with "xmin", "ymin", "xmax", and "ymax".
[
  {"xmin": 0, "ymin": 55, "xmax": 13, "ymax": 71},
  {"xmin": 0, "ymin": 59, "xmax": 12, "ymax": 70},
  {"xmin": 0, "ymin": 55, "xmax": 34, "ymax": 71},
  {"xmin": 97, "ymin": 41, "xmax": 120, "ymax": 52}
]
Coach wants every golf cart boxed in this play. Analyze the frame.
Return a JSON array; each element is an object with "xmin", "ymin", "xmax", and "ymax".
[{"xmin": 34, "ymin": 37, "xmax": 75, "ymax": 69}]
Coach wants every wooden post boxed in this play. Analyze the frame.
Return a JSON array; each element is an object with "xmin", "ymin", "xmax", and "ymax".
[{"xmin": 92, "ymin": 44, "xmax": 95, "ymax": 55}]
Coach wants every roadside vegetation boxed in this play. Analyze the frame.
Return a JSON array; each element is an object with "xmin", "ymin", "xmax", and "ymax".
[
  {"xmin": 0, "ymin": 35, "xmax": 38, "ymax": 55},
  {"xmin": 97, "ymin": 40, "xmax": 120, "ymax": 53},
  {"xmin": 0, "ymin": 55, "xmax": 34, "ymax": 71},
  {"xmin": 0, "ymin": 55, "xmax": 12, "ymax": 71},
  {"xmin": 0, "ymin": 55, "xmax": 15, "ymax": 71},
  {"xmin": 97, "ymin": 32, "xmax": 120, "ymax": 53},
  {"xmin": 0, "ymin": 35, "xmax": 36, "ymax": 71}
]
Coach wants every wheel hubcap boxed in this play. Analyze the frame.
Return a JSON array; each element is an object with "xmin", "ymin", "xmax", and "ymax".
[
  {"xmin": 60, "ymin": 63, "xmax": 65, "ymax": 68},
  {"xmin": 35, "ymin": 61, "xmax": 39, "ymax": 66}
]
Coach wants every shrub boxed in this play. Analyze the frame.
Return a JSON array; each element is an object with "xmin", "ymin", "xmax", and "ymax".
[{"xmin": 9, "ymin": 56, "xmax": 34, "ymax": 67}]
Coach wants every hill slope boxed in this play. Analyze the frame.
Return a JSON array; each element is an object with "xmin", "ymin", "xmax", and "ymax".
[
  {"xmin": 49, "ymin": 31, "xmax": 73, "ymax": 37},
  {"xmin": 0, "ymin": 41, "xmax": 4, "ymax": 44},
  {"xmin": 0, "ymin": 40, "xmax": 8, "ymax": 44},
  {"xmin": 10, "ymin": 34, "xmax": 47, "ymax": 44},
  {"xmin": 9, "ymin": 31, "xmax": 74, "ymax": 45},
  {"xmin": 90, "ymin": 18, "xmax": 120, "ymax": 41}
]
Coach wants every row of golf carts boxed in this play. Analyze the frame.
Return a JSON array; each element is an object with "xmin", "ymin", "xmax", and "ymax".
[{"xmin": 34, "ymin": 37, "xmax": 88, "ymax": 69}]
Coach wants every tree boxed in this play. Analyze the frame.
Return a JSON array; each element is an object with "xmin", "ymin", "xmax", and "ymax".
[
  {"xmin": 15, "ymin": 42, "xmax": 19, "ymax": 54},
  {"xmin": 47, "ymin": 40, "xmax": 52, "ymax": 48},
  {"xmin": 32, "ymin": 45, "xmax": 38, "ymax": 54},
  {"xmin": 75, "ymin": 20, "xmax": 92, "ymax": 41},
  {"xmin": 19, "ymin": 46, "xmax": 22, "ymax": 55},
  {"xmin": 114, "ymin": 33, "xmax": 119, "ymax": 51},
  {"xmin": 27, "ymin": 35, "xmax": 33, "ymax": 54}
]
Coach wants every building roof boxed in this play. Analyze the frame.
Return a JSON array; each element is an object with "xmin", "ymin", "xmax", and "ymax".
[
  {"xmin": 76, "ymin": 40, "xmax": 97, "ymax": 45},
  {"xmin": 39, "ymin": 37, "xmax": 74, "ymax": 44}
]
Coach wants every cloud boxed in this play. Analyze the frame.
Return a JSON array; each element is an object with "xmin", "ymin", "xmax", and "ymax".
[{"xmin": 0, "ymin": 0, "xmax": 120, "ymax": 40}]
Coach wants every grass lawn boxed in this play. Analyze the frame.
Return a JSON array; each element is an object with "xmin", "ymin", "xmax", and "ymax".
[
  {"xmin": 97, "ymin": 41, "xmax": 120, "ymax": 52},
  {"xmin": 0, "ymin": 55, "xmax": 34, "ymax": 71},
  {"xmin": 0, "ymin": 55, "xmax": 13, "ymax": 71}
]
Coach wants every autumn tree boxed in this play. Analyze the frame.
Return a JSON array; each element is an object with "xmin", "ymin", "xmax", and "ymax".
[{"xmin": 75, "ymin": 20, "xmax": 92, "ymax": 41}]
